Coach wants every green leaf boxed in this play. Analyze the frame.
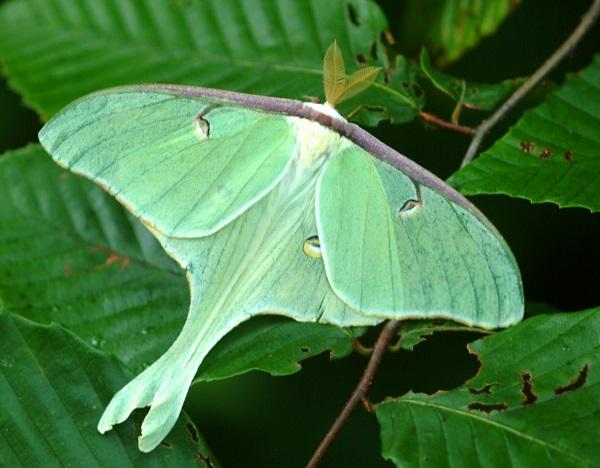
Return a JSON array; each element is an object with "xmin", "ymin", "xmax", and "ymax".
[
  {"xmin": 399, "ymin": 0, "xmax": 521, "ymax": 65},
  {"xmin": 196, "ymin": 316, "xmax": 360, "ymax": 382},
  {"xmin": 449, "ymin": 54, "xmax": 600, "ymax": 212},
  {"xmin": 346, "ymin": 54, "xmax": 424, "ymax": 126},
  {"xmin": 420, "ymin": 48, "xmax": 524, "ymax": 111},
  {"xmin": 0, "ymin": 145, "xmax": 359, "ymax": 379},
  {"xmin": 0, "ymin": 311, "xmax": 217, "ymax": 466},
  {"xmin": 376, "ymin": 308, "xmax": 600, "ymax": 467},
  {"xmin": 0, "ymin": 0, "xmax": 420, "ymax": 125},
  {"xmin": 399, "ymin": 319, "xmax": 492, "ymax": 351}
]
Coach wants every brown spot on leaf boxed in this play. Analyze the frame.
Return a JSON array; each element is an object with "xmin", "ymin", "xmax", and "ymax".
[
  {"xmin": 519, "ymin": 141, "xmax": 536, "ymax": 153},
  {"xmin": 470, "ymin": 87, "xmax": 478, "ymax": 94},
  {"xmin": 521, "ymin": 372, "xmax": 538, "ymax": 405},
  {"xmin": 94, "ymin": 246, "xmax": 130, "ymax": 270},
  {"xmin": 555, "ymin": 364, "xmax": 589, "ymax": 396},
  {"xmin": 64, "ymin": 259, "xmax": 74, "ymax": 277},
  {"xmin": 300, "ymin": 346, "xmax": 310, "ymax": 353},
  {"xmin": 564, "ymin": 150, "xmax": 574, "ymax": 162},
  {"xmin": 468, "ymin": 402, "xmax": 508, "ymax": 413},
  {"xmin": 186, "ymin": 422, "xmax": 199, "ymax": 443},
  {"xmin": 539, "ymin": 148, "xmax": 552, "ymax": 159},
  {"xmin": 468, "ymin": 383, "xmax": 497, "ymax": 395},
  {"xmin": 59, "ymin": 172, "xmax": 68, "ymax": 180},
  {"xmin": 160, "ymin": 441, "xmax": 172, "ymax": 448},
  {"xmin": 196, "ymin": 452, "xmax": 216, "ymax": 468}
]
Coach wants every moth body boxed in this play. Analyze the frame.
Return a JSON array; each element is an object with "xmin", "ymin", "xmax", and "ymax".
[{"xmin": 289, "ymin": 102, "xmax": 347, "ymax": 169}]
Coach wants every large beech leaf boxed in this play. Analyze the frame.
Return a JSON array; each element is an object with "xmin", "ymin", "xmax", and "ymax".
[
  {"xmin": 0, "ymin": 0, "xmax": 420, "ymax": 126},
  {"xmin": 449, "ymin": 54, "xmax": 600, "ymax": 212},
  {"xmin": 399, "ymin": 0, "xmax": 520, "ymax": 64},
  {"xmin": 376, "ymin": 308, "xmax": 600, "ymax": 467},
  {"xmin": 0, "ymin": 145, "xmax": 359, "ymax": 378},
  {"xmin": 0, "ymin": 311, "xmax": 217, "ymax": 466}
]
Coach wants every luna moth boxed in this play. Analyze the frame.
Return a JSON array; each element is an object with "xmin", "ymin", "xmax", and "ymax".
[{"xmin": 38, "ymin": 43, "xmax": 523, "ymax": 452}]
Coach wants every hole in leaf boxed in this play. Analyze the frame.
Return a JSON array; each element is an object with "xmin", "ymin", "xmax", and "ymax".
[
  {"xmin": 555, "ymin": 364, "xmax": 589, "ymax": 395},
  {"xmin": 519, "ymin": 141, "xmax": 536, "ymax": 153},
  {"xmin": 186, "ymin": 422, "xmax": 199, "ymax": 442},
  {"xmin": 369, "ymin": 41, "xmax": 378, "ymax": 61},
  {"xmin": 356, "ymin": 53, "xmax": 368, "ymax": 65},
  {"xmin": 468, "ymin": 402, "xmax": 508, "ymax": 413},
  {"xmin": 468, "ymin": 383, "xmax": 497, "ymax": 395},
  {"xmin": 347, "ymin": 3, "xmax": 360, "ymax": 26},
  {"xmin": 520, "ymin": 372, "xmax": 538, "ymax": 405}
]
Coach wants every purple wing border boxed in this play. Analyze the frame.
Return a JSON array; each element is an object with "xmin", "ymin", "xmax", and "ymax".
[{"xmin": 129, "ymin": 83, "xmax": 494, "ymax": 231}]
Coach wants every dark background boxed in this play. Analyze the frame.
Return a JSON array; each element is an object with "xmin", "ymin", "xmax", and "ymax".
[{"xmin": 1, "ymin": 0, "xmax": 598, "ymax": 466}]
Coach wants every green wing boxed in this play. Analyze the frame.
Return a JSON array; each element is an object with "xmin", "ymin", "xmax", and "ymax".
[
  {"xmin": 39, "ymin": 89, "xmax": 296, "ymax": 238},
  {"xmin": 316, "ymin": 145, "xmax": 523, "ymax": 329},
  {"xmin": 39, "ymin": 86, "xmax": 522, "ymax": 452}
]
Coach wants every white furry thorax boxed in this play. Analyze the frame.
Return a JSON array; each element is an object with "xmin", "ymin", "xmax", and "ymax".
[{"xmin": 288, "ymin": 102, "xmax": 348, "ymax": 168}]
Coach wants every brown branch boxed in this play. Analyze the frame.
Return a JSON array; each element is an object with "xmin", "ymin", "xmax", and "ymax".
[
  {"xmin": 461, "ymin": 0, "xmax": 600, "ymax": 167},
  {"xmin": 306, "ymin": 320, "xmax": 402, "ymax": 467},
  {"xmin": 419, "ymin": 111, "xmax": 475, "ymax": 136}
]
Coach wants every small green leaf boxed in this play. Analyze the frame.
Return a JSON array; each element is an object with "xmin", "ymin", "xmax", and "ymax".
[
  {"xmin": 196, "ymin": 316, "xmax": 362, "ymax": 382},
  {"xmin": 449, "ymin": 54, "xmax": 600, "ymax": 212},
  {"xmin": 338, "ymin": 66, "xmax": 382, "ymax": 104},
  {"xmin": 322, "ymin": 40, "xmax": 382, "ymax": 107},
  {"xmin": 0, "ymin": 311, "xmax": 217, "ymax": 466},
  {"xmin": 0, "ymin": 0, "xmax": 419, "ymax": 125},
  {"xmin": 420, "ymin": 48, "xmax": 524, "ymax": 111},
  {"xmin": 376, "ymin": 308, "xmax": 600, "ymax": 467},
  {"xmin": 323, "ymin": 40, "xmax": 347, "ymax": 105},
  {"xmin": 399, "ymin": 0, "xmax": 521, "ymax": 65},
  {"xmin": 346, "ymin": 55, "xmax": 424, "ymax": 126}
]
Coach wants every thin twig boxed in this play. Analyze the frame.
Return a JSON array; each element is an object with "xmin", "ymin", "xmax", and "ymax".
[
  {"xmin": 420, "ymin": 111, "xmax": 475, "ymax": 136},
  {"xmin": 461, "ymin": 0, "xmax": 600, "ymax": 167},
  {"xmin": 306, "ymin": 320, "xmax": 402, "ymax": 468},
  {"xmin": 451, "ymin": 80, "xmax": 467, "ymax": 126}
]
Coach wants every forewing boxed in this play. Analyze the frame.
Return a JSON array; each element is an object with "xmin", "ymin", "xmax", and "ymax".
[
  {"xmin": 39, "ymin": 89, "xmax": 297, "ymax": 238},
  {"xmin": 316, "ymin": 145, "xmax": 523, "ymax": 329}
]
